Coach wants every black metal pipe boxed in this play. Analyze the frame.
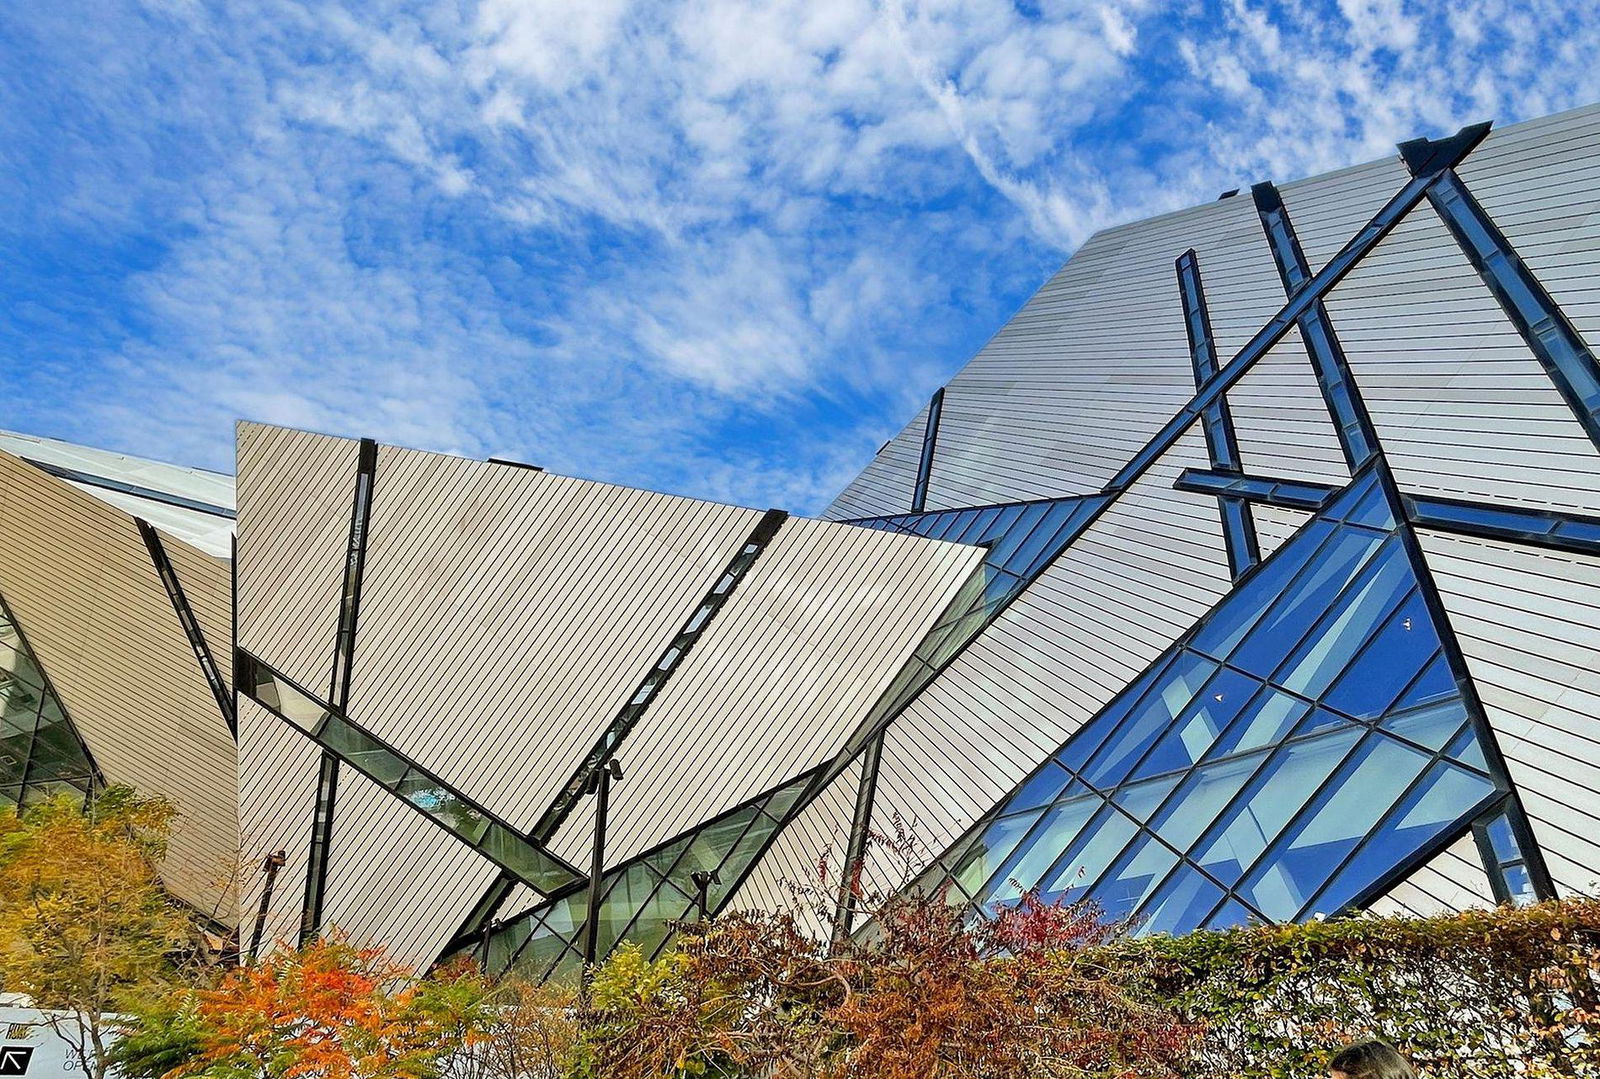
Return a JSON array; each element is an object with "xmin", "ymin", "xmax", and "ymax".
[{"xmin": 247, "ymin": 849, "xmax": 288, "ymax": 963}]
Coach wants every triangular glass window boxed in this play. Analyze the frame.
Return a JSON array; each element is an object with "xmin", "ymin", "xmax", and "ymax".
[
  {"xmin": 0, "ymin": 596, "xmax": 96, "ymax": 809},
  {"xmin": 451, "ymin": 769, "xmax": 818, "ymax": 979},
  {"xmin": 916, "ymin": 471, "xmax": 1502, "ymax": 935}
]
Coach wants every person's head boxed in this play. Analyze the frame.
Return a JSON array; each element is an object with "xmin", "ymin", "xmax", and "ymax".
[{"xmin": 1329, "ymin": 1040, "xmax": 1416, "ymax": 1079}]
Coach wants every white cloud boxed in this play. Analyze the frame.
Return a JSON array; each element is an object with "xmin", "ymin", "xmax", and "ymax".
[{"xmin": 7, "ymin": 0, "xmax": 1600, "ymax": 513}]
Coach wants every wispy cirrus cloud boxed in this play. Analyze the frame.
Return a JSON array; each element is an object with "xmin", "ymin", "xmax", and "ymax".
[{"xmin": 2, "ymin": 0, "xmax": 1597, "ymax": 512}]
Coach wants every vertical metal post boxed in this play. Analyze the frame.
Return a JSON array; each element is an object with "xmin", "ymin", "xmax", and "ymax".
[
  {"xmin": 583, "ymin": 759, "xmax": 622, "ymax": 970},
  {"xmin": 690, "ymin": 870, "xmax": 719, "ymax": 921},
  {"xmin": 247, "ymin": 849, "xmax": 288, "ymax": 964}
]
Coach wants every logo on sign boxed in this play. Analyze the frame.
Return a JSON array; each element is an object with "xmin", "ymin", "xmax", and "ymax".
[{"xmin": 0, "ymin": 1046, "xmax": 33, "ymax": 1075}]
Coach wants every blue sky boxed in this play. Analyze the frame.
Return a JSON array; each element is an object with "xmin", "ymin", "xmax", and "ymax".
[{"xmin": 3, "ymin": 0, "xmax": 1596, "ymax": 513}]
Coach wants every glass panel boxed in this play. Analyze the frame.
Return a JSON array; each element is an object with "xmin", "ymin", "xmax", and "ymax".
[
  {"xmin": 1227, "ymin": 528, "xmax": 1387, "ymax": 677},
  {"xmin": 1382, "ymin": 699, "xmax": 1470, "ymax": 755},
  {"xmin": 1310, "ymin": 762, "xmax": 1496, "ymax": 917},
  {"xmin": 1277, "ymin": 543, "xmax": 1412, "ymax": 696},
  {"xmin": 1391, "ymin": 653, "xmax": 1458, "ymax": 711},
  {"xmin": 1238, "ymin": 734, "xmax": 1433, "ymax": 920},
  {"xmin": 1203, "ymin": 897, "xmax": 1259, "ymax": 931},
  {"xmin": 0, "ymin": 640, "xmax": 45, "ymax": 691},
  {"xmin": 1503, "ymin": 863, "xmax": 1535, "ymax": 903},
  {"xmin": 1128, "ymin": 666, "xmax": 1259, "ymax": 780},
  {"xmin": 1087, "ymin": 832, "xmax": 1179, "ymax": 922},
  {"xmin": 1320, "ymin": 592, "xmax": 1436, "ymax": 719},
  {"xmin": 1193, "ymin": 726, "xmax": 1363, "ymax": 886},
  {"xmin": 1148, "ymin": 750, "xmax": 1267, "ymax": 852},
  {"xmin": 1485, "ymin": 813, "xmax": 1520, "ymax": 863},
  {"xmin": 1055, "ymin": 654, "xmax": 1180, "ymax": 775},
  {"xmin": 1447, "ymin": 726, "xmax": 1489, "ymax": 773},
  {"xmin": 1341, "ymin": 478, "xmax": 1394, "ymax": 529},
  {"xmin": 1136, "ymin": 868, "xmax": 1226, "ymax": 937},
  {"xmin": 1207, "ymin": 690, "xmax": 1309, "ymax": 759},
  {"xmin": 1003, "ymin": 761, "xmax": 1076, "ymax": 816},
  {"xmin": 1190, "ymin": 519, "xmax": 1338, "ymax": 661},
  {"xmin": 983, "ymin": 795, "xmax": 1099, "ymax": 905},
  {"xmin": 1038, "ymin": 804, "xmax": 1140, "ymax": 902},
  {"xmin": 1080, "ymin": 653, "xmax": 1216, "ymax": 789},
  {"xmin": 669, "ymin": 807, "xmax": 759, "ymax": 881},
  {"xmin": 955, "ymin": 808, "xmax": 1044, "ymax": 899},
  {"xmin": 486, "ymin": 913, "xmax": 536, "ymax": 972}
]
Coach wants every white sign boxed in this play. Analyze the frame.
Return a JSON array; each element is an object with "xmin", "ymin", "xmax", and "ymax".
[{"xmin": 0, "ymin": 1006, "xmax": 118, "ymax": 1079}]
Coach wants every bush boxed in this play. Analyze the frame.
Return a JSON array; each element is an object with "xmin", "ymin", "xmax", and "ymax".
[
  {"xmin": 569, "ymin": 889, "xmax": 1193, "ymax": 1079},
  {"xmin": 1095, "ymin": 898, "xmax": 1600, "ymax": 1078}
]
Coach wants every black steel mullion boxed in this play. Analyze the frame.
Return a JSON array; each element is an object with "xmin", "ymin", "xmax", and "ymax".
[
  {"xmin": 1106, "ymin": 123, "xmax": 1489, "ymax": 495},
  {"xmin": 531, "ymin": 508, "xmax": 788, "ymax": 845},
  {"xmin": 910, "ymin": 387, "xmax": 945, "ymax": 513},
  {"xmin": 1251, "ymin": 182, "xmax": 1383, "ymax": 471},
  {"xmin": 1174, "ymin": 468, "xmax": 1339, "ymax": 511},
  {"xmin": 21, "ymin": 457, "xmax": 236, "ymax": 520},
  {"xmin": 136, "ymin": 518, "xmax": 236, "ymax": 734},
  {"xmin": 1407, "ymin": 493, "xmax": 1600, "ymax": 559},
  {"xmin": 237, "ymin": 650, "xmax": 585, "ymax": 892},
  {"xmin": 1420, "ymin": 169, "xmax": 1600, "ymax": 449},
  {"xmin": 830, "ymin": 730, "xmax": 884, "ymax": 943},
  {"xmin": 1373, "ymin": 457, "xmax": 1558, "ymax": 901},
  {"xmin": 299, "ymin": 437, "xmax": 376, "ymax": 946},
  {"xmin": 1471, "ymin": 806, "xmax": 1517, "ymax": 906},
  {"xmin": 1176, "ymin": 249, "xmax": 1260, "ymax": 579}
]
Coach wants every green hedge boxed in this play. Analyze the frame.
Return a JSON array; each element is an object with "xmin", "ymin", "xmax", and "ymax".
[{"xmin": 1090, "ymin": 898, "xmax": 1600, "ymax": 1078}]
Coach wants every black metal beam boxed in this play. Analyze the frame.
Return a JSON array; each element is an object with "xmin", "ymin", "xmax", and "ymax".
[
  {"xmin": 23, "ymin": 458, "xmax": 235, "ymax": 519},
  {"xmin": 1251, "ymin": 181, "xmax": 1384, "ymax": 470},
  {"xmin": 300, "ymin": 437, "xmax": 377, "ymax": 945},
  {"xmin": 1415, "ymin": 168, "xmax": 1600, "ymax": 450},
  {"xmin": 237, "ymin": 649, "xmax": 586, "ymax": 894},
  {"xmin": 137, "ymin": 518, "xmax": 235, "ymax": 735},
  {"xmin": 910, "ymin": 387, "xmax": 945, "ymax": 514},
  {"xmin": 1176, "ymin": 248, "xmax": 1260, "ymax": 579}
]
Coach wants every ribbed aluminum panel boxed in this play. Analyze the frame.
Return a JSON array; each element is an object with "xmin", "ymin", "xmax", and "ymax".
[
  {"xmin": 576, "ymin": 517, "xmax": 984, "ymax": 868},
  {"xmin": 824, "ymin": 401, "xmax": 930, "ymax": 521},
  {"xmin": 1417, "ymin": 529, "xmax": 1600, "ymax": 897},
  {"xmin": 824, "ymin": 198, "xmax": 1281, "ymax": 517},
  {"xmin": 235, "ymin": 422, "xmax": 362, "ymax": 694},
  {"xmin": 318, "ymin": 767, "xmax": 502, "ymax": 970},
  {"xmin": 1322, "ymin": 205, "xmax": 1600, "ymax": 514},
  {"xmin": 1455, "ymin": 103, "xmax": 1600, "ymax": 360},
  {"xmin": 0, "ymin": 428, "xmax": 236, "ymax": 556},
  {"xmin": 0, "ymin": 451, "xmax": 238, "ymax": 919},
  {"xmin": 344, "ymin": 443, "xmax": 763, "ymax": 832},
  {"xmin": 1224, "ymin": 333, "xmax": 1351, "ymax": 485},
  {"xmin": 1274, "ymin": 156, "xmax": 1412, "ymax": 274},
  {"xmin": 860, "ymin": 427, "xmax": 1231, "ymax": 893},
  {"xmin": 725, "ymin": 759, "xmax": 861, "ymax": 940},
  {"xmin": 1367, "ymin": 831, "xmax": 1497, "ymax": 918},
  {"xmin": 237, "ymin": 694, "xmax": 322, "ymax": 952},
  {"xmin": 1253, "ymin": 504, "xmax": 1316, "ymax": 562}
]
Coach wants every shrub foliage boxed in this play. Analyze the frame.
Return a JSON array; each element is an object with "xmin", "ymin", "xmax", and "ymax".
[{"xmin": 1098, "ymin": 898, "xmax": 1600, "ymax": 1078}]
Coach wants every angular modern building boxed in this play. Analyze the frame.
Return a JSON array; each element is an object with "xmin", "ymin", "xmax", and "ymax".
[{"xmin": 4, "ymin": 102, "xmax": 1600, "ymax": 978}]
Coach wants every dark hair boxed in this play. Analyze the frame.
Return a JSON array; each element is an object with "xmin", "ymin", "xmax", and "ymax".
[{"xmin": 1330, "ymin": 1040, "xmax": 1417, "ymax": 1079}]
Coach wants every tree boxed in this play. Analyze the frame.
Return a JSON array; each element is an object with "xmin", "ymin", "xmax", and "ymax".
[
  {"xmin": 171, "ymin": 934, "xmax": 574, "ymax": 1079},
  {"xmin": 0, "ymin": 786, "xmax": 204, "ymax": 1079}
]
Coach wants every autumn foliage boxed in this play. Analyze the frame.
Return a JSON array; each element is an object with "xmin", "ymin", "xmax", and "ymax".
[
  {"xmin": 570, "ymin": 829, "xmax": 1193, "ymax": 1079},
  {"xmin": 0, "ymin": 787, "xmax": 202, "ymax": 1079}
]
